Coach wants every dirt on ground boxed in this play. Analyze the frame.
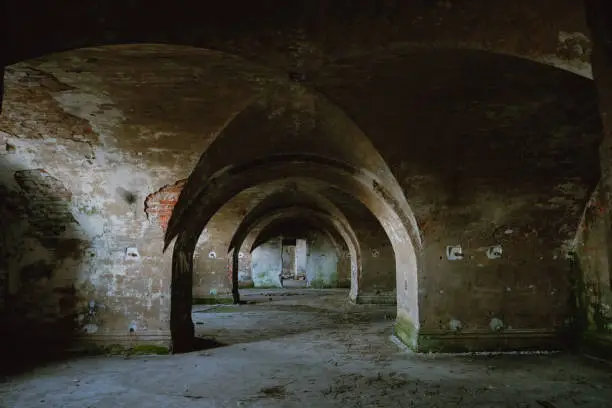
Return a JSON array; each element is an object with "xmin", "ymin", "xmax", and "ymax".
[{"xmin": 1, "ymin": 289, "xmax": 611, "ymax": 408}]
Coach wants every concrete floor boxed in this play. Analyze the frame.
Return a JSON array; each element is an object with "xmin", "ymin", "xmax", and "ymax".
[{"xmin": 1, "ymin": 290, "xmax": 612, "ymax": 408}]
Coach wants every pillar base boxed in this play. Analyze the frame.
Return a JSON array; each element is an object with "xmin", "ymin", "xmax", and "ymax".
[
  {"xmin": 393, "ymin": 315, "xmax": 419, "ymax": 350},
  {"xmin": 416, "ymin": 329, "xmax": 565, "ymax": 353}
]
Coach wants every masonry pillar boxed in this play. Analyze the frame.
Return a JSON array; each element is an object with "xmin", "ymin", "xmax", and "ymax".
[
  {"xmin": 587, "ymin": 0, "xmax": 612, "ymax": 283},
  {"xmin": 170, "ymin": 231, "xmax": 196, "ymax": 353},
  {"xmin": 231, "ymin": 249, "xmax": 241, "ymax": 304}
]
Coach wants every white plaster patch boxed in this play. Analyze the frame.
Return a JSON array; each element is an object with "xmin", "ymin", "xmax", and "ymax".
[
  {"xmin": 51, "ymin": 91, "xmax": 124, "ymax": 143},
  {"xmin": 446, "ymin": 245, "xmax": 464, "ymax": 261},
  {"xmin": 486, "ymin": 245, "xmax": 503, "ymax": 259},
  {"xmin": 83, "ymin": 324, "xmax": 99, "ymax": 334},
  {"xmin": 71, "ymin": 212, "xmax": 106, "ymax": 239},
  {"xmin": 449, "ymin": 319, "xmax": 463, "ymax": 332},
  {"xmin": 125, "ymin": 247, "xmax": 141, "ymax": 261},
  {"xmin": 560, "ymin": 239, "xmax": 576, "ymax": 259},
  {"xmin": 537, "ymin": 55, "xmax": 592, "ymax": 79},
  {"xmin": 489, "ymin": 318, "xmax": 505, "ymax": 332}
]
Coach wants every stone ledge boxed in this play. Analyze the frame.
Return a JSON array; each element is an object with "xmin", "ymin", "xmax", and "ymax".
[
  {"xmin": 73, "ymin": 331, "xmax": 172, "ymax": 350},
  {"xmin": 581, "ymin": 332, "xmax": 612, "ymax": 362},
  {"xmin": 417, "ymin": 329, "xmax": 565, "ymax": 353},
  {"xmin": 355, "ymin": 294, "xmax": 397, "ymax": 305}
]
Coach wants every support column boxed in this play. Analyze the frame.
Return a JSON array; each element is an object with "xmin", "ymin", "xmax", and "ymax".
[
  {"xmin": 231, "ymin": 249, "xmax": 241, "ymax": 304},
  {"xmin": 170, "ymin": 231, "xmax": 196, "ymax": 353}
]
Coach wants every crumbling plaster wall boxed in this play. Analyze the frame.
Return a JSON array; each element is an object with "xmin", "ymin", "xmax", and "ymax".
[
  {"xmin": 251, "ymin": 238, "xmax": 283, "ymax": 288},
  {"xmin": 316, "ymin": 49, "xmax": 602, "ymax": 339},
  {"xmin": 573, "ymin": 184, "xmax": 612, "ymax": 334},
  {"xmin": 0, "ymin": 46, "xmax": 267, "ymax": 347},
  {"xmin": 0, "ymin": 37, "xmax": 603, "ymax": 353},
  {"xmin": 305, "ymin": 232, "xmax": 340, "ymax": 288},
  {"xmin": 237, "ymin": 215, "xmax": 393, "ymax": 294},
  {"xmin": 248, "ymin": 231, "xmax": 342, "ymax": 289}
]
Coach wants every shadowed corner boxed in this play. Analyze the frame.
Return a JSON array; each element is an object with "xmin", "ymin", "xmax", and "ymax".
[
  {"xmin": 0, "ymin": 155, "xmax": 90, "ymax": 376},
  {"xmin": 0, "ymin": 65, "xmax": 4, "ymax": 116}
]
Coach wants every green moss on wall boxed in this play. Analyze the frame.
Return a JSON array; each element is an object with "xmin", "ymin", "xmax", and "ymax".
[
  {"xmin": 309, "ymin": 279, "xmax": 333, "ymax": 289},
  {"xmin": 103, "ymin": 343, "xmax": 170, "ymax": 356},
  {"xmin": 393, "ymin": 315, "xmax": 418, "ymax": 350},
  {"xmin": 309, "ymin": 266, "xmax": 338, "ymax": 288}
]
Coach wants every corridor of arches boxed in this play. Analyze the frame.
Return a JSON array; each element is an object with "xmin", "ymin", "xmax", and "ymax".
[{"xmin": 2, "ymin": 1, "xmax": 612, "ymax": 406}]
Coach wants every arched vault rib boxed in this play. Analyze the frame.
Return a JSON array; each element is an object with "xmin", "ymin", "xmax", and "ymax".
[
  {"xmin": 226, "ymin": 183, "xmax": 386, "ymax": 301},
  {"xmin": 228, "ymin": 186, "xmax": 359, "ymax": 254},
  {"xmin": 167, "ymin": 157, "xmax": 421, "ymax": 353},
  {"xmin": 232, "ymin": 206, "xmax": 358, "ymax": 277},
  {"xmin": 164, "ymin": 85, "xmax": 420, "ymax": 249}
]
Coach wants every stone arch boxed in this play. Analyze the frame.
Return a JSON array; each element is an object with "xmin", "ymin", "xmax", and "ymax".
[
  {"xmin": 248, "ymin": 217, "xmax": 345, "ymax": 256},
  {"xmin": 247, "ymin": 215, "xmax": 351, "ymax": 289},
  {"xmin": 231, "ymin": 206, "xmax": 359, "ymax": 296},
  {"xmin": 226, "ymin": 185, "xmax": 362, "ymax": 298},
  {"xmin": 166, "ymin": 157, "xmax": 421, "ymax": 352},
  {"xmin": 227, "ymin": 186, "xmax": 359, "ymax": 254}
]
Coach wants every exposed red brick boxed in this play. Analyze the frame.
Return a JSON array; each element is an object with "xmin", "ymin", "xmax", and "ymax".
[{"xmin": 144, "ymin": 179, "xmax": 187, "ymax": 232}]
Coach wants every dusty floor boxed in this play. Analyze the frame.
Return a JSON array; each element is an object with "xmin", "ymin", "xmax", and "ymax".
[{"xmin": 1, "ymin": 289, "xmax": 612, "ymax": 408}]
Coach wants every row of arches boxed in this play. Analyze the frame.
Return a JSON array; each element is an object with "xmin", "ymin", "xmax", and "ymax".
[
  {"xmin": 167, "ymin": 157, "xmax": 421, "ymax": 352},
  {"xmin": 0, "ymin": 30, "xmax": 604, "ymax": 358}
]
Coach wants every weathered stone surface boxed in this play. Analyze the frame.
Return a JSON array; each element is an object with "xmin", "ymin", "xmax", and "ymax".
[{"xmin": 0, "ymin": 0, "xmax": 607, "ymax": 355}]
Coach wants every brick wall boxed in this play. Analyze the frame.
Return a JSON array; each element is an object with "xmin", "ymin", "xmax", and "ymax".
[{"xmin": 145, "ymin": 180, "xmax": 187, "ymax": 232}]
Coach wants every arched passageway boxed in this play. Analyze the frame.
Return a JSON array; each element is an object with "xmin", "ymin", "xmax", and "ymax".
[
  {"xmin": 167, "ymin": 155, "xmax": 420, "ymax": 352},
  {"xmin": 3, "ymin": 0, "xmax": 612, "ymax": 404},
  {"xmin": 237, "ymin": 209, "xmax": 354, "ymax": 289},
  {"xmin": 0, "ymin": 33, "xmax": 605, "ymax": 366},
  {"xmin": 248, "ymin": 218, "xmax": 348, "ymax": 289}
]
